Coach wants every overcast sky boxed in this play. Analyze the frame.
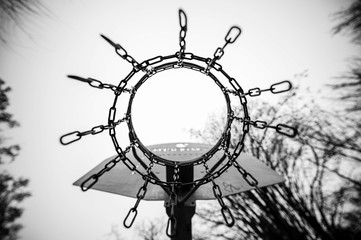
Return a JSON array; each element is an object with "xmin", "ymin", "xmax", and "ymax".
[{"xmin": 0, "ymin": 0, "xmax": 357, "ymax": 240}]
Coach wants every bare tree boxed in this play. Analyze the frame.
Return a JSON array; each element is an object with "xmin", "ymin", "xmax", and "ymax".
[
  {"xmin": 132, "ymin": 78, "xmax": 361, "ymax": 240},
  {"xmin": 0, "ymin": 1, "xmax": 48, "ymax": 239},
  {"xmin": 331, "ymin": 0, "xmax": 361, "ymax": 113},
  {"xmin": 136, "ymin": 218, "xmax": 168, "ymax": 240},
  {"xmin": 0, "ymin": 79, "xmax": 31, "ymax": 240},
  {"xmin": 333, "ymin": 0, "xmax": 361, "ymax": 45},
  {"xmin": 192, "ymin": 84, "xmax": 361, "ymax": 239},
  {"xmin": 0, "ymin": 0, "xmax": 47, "ymax": 44},
  {"xmin": 102, "ymin": 225, "xmax": 125, "ymax": 240}
]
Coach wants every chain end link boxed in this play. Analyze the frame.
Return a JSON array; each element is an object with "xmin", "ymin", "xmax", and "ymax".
[{"xmin": 123, "ymin": 207, "xmax": 138, "ymax": 228}]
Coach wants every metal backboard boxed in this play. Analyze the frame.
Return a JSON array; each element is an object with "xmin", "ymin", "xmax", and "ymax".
[{"xmin": 74, "ymin": 142, "xmax": 284, "ymax": 201}]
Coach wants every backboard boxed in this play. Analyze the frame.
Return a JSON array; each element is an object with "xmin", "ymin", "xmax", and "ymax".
[{"xmin": 74, "ymin": 142, "xmax": 284, "ymax": 201}]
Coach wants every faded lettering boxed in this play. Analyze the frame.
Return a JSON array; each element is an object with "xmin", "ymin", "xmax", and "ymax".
[{"xmin": 223, "ymin": 181, "xmax": 240, "ymax": 193}]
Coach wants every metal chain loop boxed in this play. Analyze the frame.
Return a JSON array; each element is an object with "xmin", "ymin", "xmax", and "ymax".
[
  {"xmin": 123, "ymin": 207, "xmax": 138, "ymax": 229},
  {"xmin": 221, "ymin": 207, "xmax": 235, "ymax": 227},
  {"xmin": 275, "ymin": 123, "xmax": 298, "ymax": 137},
  {"xmin": 225, "ymin": 26, "xmax": 242, "ymax": 44}
]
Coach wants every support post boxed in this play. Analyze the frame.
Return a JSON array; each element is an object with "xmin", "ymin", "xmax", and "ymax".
[{"xmin": 165, "ymin": 165, "xmax": 195, "ymax": 240}]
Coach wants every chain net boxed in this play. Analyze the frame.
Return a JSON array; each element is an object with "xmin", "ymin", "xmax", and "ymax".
[{"xmin": 60, "ymin": 9, "xmax": 297, "ymax": 234}]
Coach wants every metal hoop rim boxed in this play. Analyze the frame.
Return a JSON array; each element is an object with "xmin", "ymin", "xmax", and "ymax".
[{"xmin": 126, "ymin": 61, "xmax": 232, "ymax": 166}]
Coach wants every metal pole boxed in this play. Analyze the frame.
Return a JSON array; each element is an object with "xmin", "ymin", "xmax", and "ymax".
[{"xmin": 165, "ymin": 165, "xmax": 195, "ymax": 240}]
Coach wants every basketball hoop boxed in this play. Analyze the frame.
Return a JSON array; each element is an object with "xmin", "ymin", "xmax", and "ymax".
[{"xmin": 60, "ymin": 9, "xmax": 297, "ymax": 239}]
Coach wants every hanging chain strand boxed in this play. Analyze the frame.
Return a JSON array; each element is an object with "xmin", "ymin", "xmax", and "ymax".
[
  {"xmin": 80, "ymin": 155, "xmax": 121, "ymax": 191},
  {"xmin": 67, "ymin": 75, "xmax": 132, "ymax": 94},
  {"xmin": 205, "ymin": 26, "xmax": 241, "ymax": 73},
  {"xmin": 101, "ymin": 34, "xmax": 140, "ymax": 71},
  {"xmin": 60, "ymin": 116, "xmax": 128, "ymax": 145},
  {"xmin": 226, "ymin": 148, "xmax": 259, "ymax": 188},
  {"xmin": 227, "ymin": 80, "xmax": 292, "ymax": 97},
  {"xmin": 80, "ymin": 145, "xmax": 134, "ymax": 192},
  {"xmin": 165, "ymin": 164, "xmax": 180, "ymax": 237},
  {"xmin": 173, "ymin": 164, "xmax": 180, "ymax": 184},
  {"xmin": 124, "ymin": 160, "xmax": 154, "ymax": 228},
  {"xmin": 233, "ymin": 117, "xmax": 298, "ymax": 138},
  {"xmin": 178, "ymin": 9, "xmax": 187, "ymax": 61},
  {"xmin": 202, "ymin": 159, "xmax": 235, "ymax": 227}
]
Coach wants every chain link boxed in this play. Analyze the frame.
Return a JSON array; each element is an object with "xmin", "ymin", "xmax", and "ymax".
[{"xmin": 275, "ymin": 123, "xmax": 298, "ymax": 137}]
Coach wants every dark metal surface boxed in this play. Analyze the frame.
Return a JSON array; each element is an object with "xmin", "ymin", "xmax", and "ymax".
[{"xmin": 73, "ymin": 143, "xmax": 285, "ymax": 201}]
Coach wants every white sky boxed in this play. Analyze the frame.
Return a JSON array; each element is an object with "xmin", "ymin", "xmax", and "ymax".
[{"xmin": 0, "ymin": 0, "xmax": 357, "ymax": 240}]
